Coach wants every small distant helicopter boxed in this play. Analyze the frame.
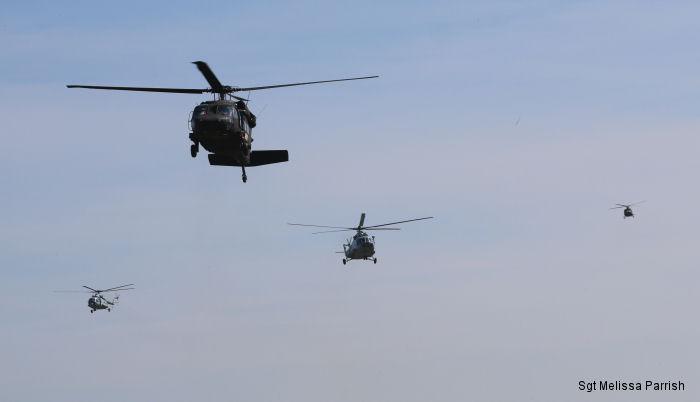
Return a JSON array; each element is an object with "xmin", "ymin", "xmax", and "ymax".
[
  {"xmin": 288, "ymin": 213, "xmax": 433, "ymax": 264},
  {"xmin": 55, "ymin": 284, "xmax": 134, "ymax": 313},
  {"xmin": 610, "ymin": 201, "xmax": 646, "ymax": 218},
  {"xmin": 67, "ymin": 61, "xmax": 378, "ymax": 182}
]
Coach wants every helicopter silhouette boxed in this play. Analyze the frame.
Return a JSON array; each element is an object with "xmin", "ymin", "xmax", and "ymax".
[
  {"xmin": 610, "ymin": 201, "xmax": 646, "ymax": 218},
  {"xmin": 55, "ymin": 283, "xmax": 134, "ymax": 313},
  {"xmin": 67, "ymin": 61, "xmax": 377, "ymax": 182},
  {"xmin": 288, "ymin": 213, "xmax": 433, "ymax": 264}
]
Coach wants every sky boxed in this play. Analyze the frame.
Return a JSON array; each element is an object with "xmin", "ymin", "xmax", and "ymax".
[{"xmin": 1, "ymin": 1, "xmax": 700, "ymax": 401}]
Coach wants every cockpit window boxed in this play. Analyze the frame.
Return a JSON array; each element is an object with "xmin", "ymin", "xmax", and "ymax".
[
  {"xmin": 194, "ymin": 105, "xmax": 207, "ymax": 116},
  {"xmin": 217, "ymin": 105, "xmax": 233, "ymax": 116}
]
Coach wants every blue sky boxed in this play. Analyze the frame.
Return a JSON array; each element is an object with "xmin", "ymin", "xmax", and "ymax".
[{"xmin": 2, "ymin": 1, "xmax": 700, "ymax": 401}]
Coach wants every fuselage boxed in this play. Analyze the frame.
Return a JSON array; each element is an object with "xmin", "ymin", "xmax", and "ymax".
[
  {"xmin": 344, "ymin": 231, "xmax": 375, "ymax": 259},
  {"xmin": 189, "ymin": 100, "xmax": 255, "ymax": 163},
  {"xmin": 88, "ymin": 296, "xmax": 109, "ymax": 311}
]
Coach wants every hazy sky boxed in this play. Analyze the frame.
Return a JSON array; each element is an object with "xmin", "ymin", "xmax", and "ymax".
[{"xmin": 2, "ymin": 1, "xmax": 700, "ymax": 401}]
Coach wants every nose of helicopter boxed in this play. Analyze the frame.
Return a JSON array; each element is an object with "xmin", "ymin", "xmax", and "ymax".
[{"xmin": 194, "ymin": 117, "xmax": 232, "ymax": 131}]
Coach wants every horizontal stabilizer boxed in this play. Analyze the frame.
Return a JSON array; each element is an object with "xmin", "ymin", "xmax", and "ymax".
[
  {"xmin": 250, "ymin": 150, "xmax": 289, "ymax": 166},
  {"xmin": 208, "ymin": 150, "xmax": 289, "ymax": 167},
  {"xmin": 208, "ymin": 154, "xmax": 241, "ymax": 166}
]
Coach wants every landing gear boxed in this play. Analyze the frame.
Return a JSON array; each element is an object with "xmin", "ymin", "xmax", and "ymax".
[
  {"xmin": 241, "ymin": 166, "xmax": 247, "ymax": 183},
  {"xmin": 108, "ymin": 308, "xmax": 111, "ymax": 312},
  {"xmin": 342, "ymin": 259, "xmax": 346, "ymax": 265},
  {"xmin": 90, "ymin": 310, "xmax": 94, "ymax": 314},
  {"xmin": 374, "ymin": 258, "xmax": 377, "ymax": 264},
  {"xmin": 190, "ymin": 142, "xmax": 199, "ymax": 158}
]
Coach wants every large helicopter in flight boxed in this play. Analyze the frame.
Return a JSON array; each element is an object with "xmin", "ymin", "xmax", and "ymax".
[
  {"xmin": 288, "ymin": 213, "xmax": 433, "ymax": 264},
  {"xmin": 610, "ymin": 201, "xmax": 646, "ymax": 218},
  {"xmin": 55, "ymin": 283, "xmax": 134, "ymax": 313},
  {"xmin": 67, "ymin": 61, "xmax": 377, "ymax": 182}
]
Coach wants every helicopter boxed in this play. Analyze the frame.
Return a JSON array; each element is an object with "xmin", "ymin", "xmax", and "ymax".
[
  {"xmin": 288, "ymin": 213, "xmax": 433, "ymax": 264},
  {"xmin": 67, "ymin": 61, "xmax": 378, "ymax": 182},
  {"xmin": 610, "ymin": 201, "xmax": 646, "ymax": 218},
  {"xmin": 55, "ymin": 283, "xmax": 134, "ymax": 313}
]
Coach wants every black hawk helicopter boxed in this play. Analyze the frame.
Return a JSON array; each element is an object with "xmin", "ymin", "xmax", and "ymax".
[
  {"xmin": 55, "ymin": 283, "xmax": 134, "ymax": 313},
  {"xmin": 288, "ymin": 213, "xmax": 433, "ymax": 264},
  {"xmin": 610, "ymin": 201, "xmax": 646, "ymax": 218},
  {"xmin": 67, "ymin": 61, "xmax": 378, "ymax": 182}
]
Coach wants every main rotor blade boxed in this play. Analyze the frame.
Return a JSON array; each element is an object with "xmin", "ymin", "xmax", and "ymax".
[
  {"xmin": 312, "ymin": 229, "xmax": 357, "ymax": 234},
  {"xmin": 102, "ymin": 283, "xmax": 135, "ymax": 292},
  {"xmin": 363, "ymin": 216, "xmax": 434, "ymax": 229},
  {"xmin": 53, "ymin": 290, "xmax": 92, "ymax": 293},
  {"xmin": 192, "ymin": 61, "xmax": 224, "ymax": 93},
  {"xmin": 311, "ymin": 227, "xmax": 401, "ymax": 234},
  {"xmin": 102, "ymin": 288, "xmax": 135, "ymax": 292},
  {"xmin": 629, "ymin": 200, "xmax": 647, "ymax": 206},
  {"xmin": 288, "ymin": 223, "xmax": 354, "ymax": 230},
  {"xmin": 83, "ymin": 285, "xmax": 99, "ymax": 293},
  {"xmin": 234, "ymin": 75, "xmax": 379, "ymax": 92},
  {"xmin": 609, "ymin": 206, "xmax": 625, "ymax": 209},
  {"xmin": 66, "ymin": 85, "xmax": 206, "ymax": 94}
]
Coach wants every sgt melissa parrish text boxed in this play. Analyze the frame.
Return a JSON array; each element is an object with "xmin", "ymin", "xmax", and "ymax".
[{"xmin": 579, "ymin": 380, "xmax": 685, "ymax": 392}]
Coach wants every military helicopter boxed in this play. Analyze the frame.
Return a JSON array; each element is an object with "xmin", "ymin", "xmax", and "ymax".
[
  {"xmin": 67, "ymin": 61, "xmax": 378, "ymax": 182},
  {"xmin": 55, "ymin": 283, "xmax": 134, "ymax": 313},
  {"xmin": 610, "ymin": 201, "xmax": 646, "ymax": 218},
  {"xmin": 288, "ymin": 213, "xmax": 433, "ymax": 264}
]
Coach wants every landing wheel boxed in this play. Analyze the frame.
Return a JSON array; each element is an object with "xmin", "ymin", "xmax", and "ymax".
[
  {"xmin": 374, "ymin": 258, "xmax": 377, "ymax": 264},
  {"xmin": 90, "ymin": 310, "xmax": 94, "ymax": 314},
  {"xmin": 108, "ymin": 308, "xmax": 111, "ymax": 312},
  {"xmin": 190, "ymin": 143, "xmax": 199, "ymax": 158},
  {"xmin": 342, "ymin": 259, "xmax": 346, "ymax": 265},
  {"xmin": 241, "ymin": 166, "xmax": 247, "ymax": 183}
]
